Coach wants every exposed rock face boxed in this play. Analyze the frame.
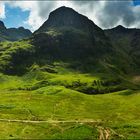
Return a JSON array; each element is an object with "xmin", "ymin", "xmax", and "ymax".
[
  {"xmin": 35, "ymin": 6, "xmax": 107, "ymax": 41},
  {"xmin": 36, "ymin": 6, "xmax": 98, "ymax": 31}
]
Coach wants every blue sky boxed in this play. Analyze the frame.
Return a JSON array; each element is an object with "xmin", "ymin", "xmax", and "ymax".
[
  {"xmin": 133, "ymin": 0, "xmax": 140, "ymax": 6},
  {"xmin": 1, "ymin": 4, "xmax": 30, "ymax": 29}
]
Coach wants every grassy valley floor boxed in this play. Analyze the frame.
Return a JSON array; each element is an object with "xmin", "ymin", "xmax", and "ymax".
[{"xmin": 0, "ymin": 68, "xmax": 139, "ymax": 139}]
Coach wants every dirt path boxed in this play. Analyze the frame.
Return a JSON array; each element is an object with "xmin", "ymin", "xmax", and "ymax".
[
  {"xmin": 98, "ymin": 127, "xmax": 105, "ymax": 140},
  {"xmin": 104, "ymin": 129, "xmax": 110, "ymax": 140},
  {"xmin": 98, "ymin": 126, "xmax": 110, "ymax": 140},
  {"xmin": 0, "ymin": 118, "xmax": 101, "ymax": 124},
  {"xmin": 0, "ymin": 118, "xmax": 124, "ymax": 139},
  {"xmin": 97, "ymin": 126, "xmax": 125, "ymax": 140}
]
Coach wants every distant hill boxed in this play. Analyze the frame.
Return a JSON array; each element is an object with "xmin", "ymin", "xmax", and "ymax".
[{"xmin": 0, "ymin": 21, "xmax": 32, "ymax": 41}]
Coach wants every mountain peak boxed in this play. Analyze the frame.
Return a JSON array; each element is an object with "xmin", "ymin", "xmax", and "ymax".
[
  {"xmin": 115, "ymin": 25, "xmax": 126, "ymax": 30},
  {"xmin": 105, "ymin": 25, "xmax": 127, "ymax": 33},
  {"xmin": 50, "ymin": 6, "xmax": 75, "ymax": 13},
  {"xmin": 49, "ymin": 6, "xmax": 77, "ymax": 17},
  {"xmin": 35, "ymin": 6, "xmax": 98, "ymax": 33},
  {"xmin": 18, "ymin": 27, "xmax": 25, "ymax": 30},
  {"xmin": 0, "ymin": 21, "xmax": 6, "ymax": 29}
]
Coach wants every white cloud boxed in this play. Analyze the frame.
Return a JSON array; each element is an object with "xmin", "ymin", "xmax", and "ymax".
[
  {"xmin": 6, "ymin": 1, "xmax": 61, "ymax": 31},
  {"xmin": 0, "ymin": 2, "xmax": 5, "ymax": 19},
  {"xmin": 1, "ymin": 1, "xmax": 140, "ymax": 31}
]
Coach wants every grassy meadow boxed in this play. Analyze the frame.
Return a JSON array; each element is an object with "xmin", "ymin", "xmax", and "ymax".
[{"xmin": 0, "ymin": 64, "xmax": 139, "ymax": 139}]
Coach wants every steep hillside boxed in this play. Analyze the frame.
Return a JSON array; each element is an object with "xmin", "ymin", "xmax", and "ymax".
[
  {"xmin": 0, "ymin": 21, "xmax": 32, "ymax": 41},
  {"xmin": 31, "ymin": 7, "xmax": 140, "ymax": 75},
  {"xmin": 34, "ymin": 6, "xmax": 113, "ymax": 60},
  {"xmin": 105, "ymin": 25, "xmax": 140, "ymax": 73}
]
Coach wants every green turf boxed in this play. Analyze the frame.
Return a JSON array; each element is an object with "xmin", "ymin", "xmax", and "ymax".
[
  {"xmin": 0, "ymin": 77, "xmax": 139, "ymax": 138},
  {"xmin": 0, "ymin": 67, "xmax": 139, "ymax": 139}
]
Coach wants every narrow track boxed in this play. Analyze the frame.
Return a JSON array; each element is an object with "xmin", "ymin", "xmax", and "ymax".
[
  {"xmin": 0, "ymin": 119, "xmax": 124, "ymax": 139},
  {"xmin": 0, "ymin": 119, "xmax": 101, "ymax": 124}
]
